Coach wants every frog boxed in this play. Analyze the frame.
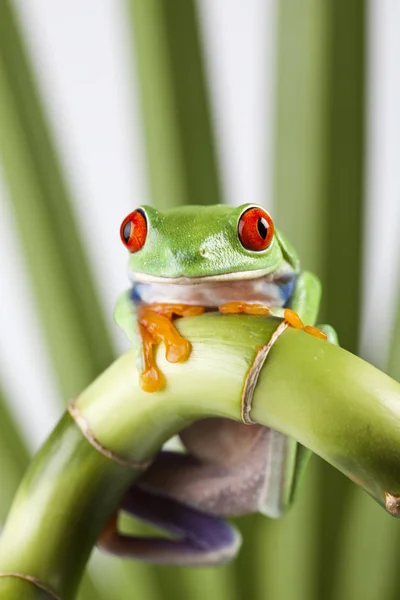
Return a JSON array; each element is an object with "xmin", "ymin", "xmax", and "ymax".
[{"xmin": 99, "ymin": 203, "xmax": 338, "ymax": 566}]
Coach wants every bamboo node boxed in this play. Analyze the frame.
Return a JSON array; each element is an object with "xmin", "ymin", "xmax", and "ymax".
[
  {"xmin": 384, "ymin": 491, "xmax": 400, "ymax": 516},
  {"xmin": 241, "ymin": 320, "xmax": 289, "ymax": 424},
  {"xmin": 0, "ymin": 572, "xmax": 63, "ymax": 599},
  {"xmin": 67, "ymin": 400, "xmax": 153, "ymax": 470}
]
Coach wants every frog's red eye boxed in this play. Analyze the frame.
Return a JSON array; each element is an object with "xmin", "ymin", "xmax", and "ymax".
[
  {"xmin": 238, "ymin": 207, "xmax": 274, "ymax": 251},
  {"xmin": 120, "ymin": 209, "xmax": 147, "ymax": 253}
]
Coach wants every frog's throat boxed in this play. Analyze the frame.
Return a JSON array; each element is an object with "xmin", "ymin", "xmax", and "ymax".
[{"xmin": 131, "ymin": 267, "xmax": 290, "ymax": 285}]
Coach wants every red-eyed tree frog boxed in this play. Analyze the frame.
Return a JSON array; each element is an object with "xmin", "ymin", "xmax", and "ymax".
[{"xmin": 99, "ymin": 204, "xmax": 338, "ymax": 566}]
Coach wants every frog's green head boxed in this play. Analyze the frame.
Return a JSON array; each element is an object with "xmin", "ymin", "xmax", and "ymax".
[{"xmin": 120, "ymin": 204, "xmax": 299, "ymax": 282}]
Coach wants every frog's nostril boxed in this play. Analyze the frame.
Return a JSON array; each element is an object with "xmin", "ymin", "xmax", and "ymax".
[{"xmin": 199, "ymin": 248, "xmax": 206, "ymax": 257}]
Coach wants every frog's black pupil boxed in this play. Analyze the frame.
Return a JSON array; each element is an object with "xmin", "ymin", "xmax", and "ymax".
[
  {"xmin": 257, "ymin": 217, "xmax": 268, "ymax": 239},
  {"xmin": 123, "ymin": 221, "xmax": 132, "ymax": 243}
]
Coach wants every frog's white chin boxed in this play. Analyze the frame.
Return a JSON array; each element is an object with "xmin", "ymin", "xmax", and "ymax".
[{"xmin": 131, "ymin": 267, "xmax": 282, "ymax": 285}]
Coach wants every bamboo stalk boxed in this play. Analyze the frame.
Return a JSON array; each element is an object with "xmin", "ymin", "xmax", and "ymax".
[{"xmin": 1, "ymin": 314, "xmax": 400, "ymax": 599}]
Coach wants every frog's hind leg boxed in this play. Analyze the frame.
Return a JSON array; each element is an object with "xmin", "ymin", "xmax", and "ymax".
[
  {"xmin": 138, "ymin": 421, "xmax": 299, "ymax": 520},
  {"xmin": 98, "ymin": 485, "xmax": 240, "ymax": 566}
]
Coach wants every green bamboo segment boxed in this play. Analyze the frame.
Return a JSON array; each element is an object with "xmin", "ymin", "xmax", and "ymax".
[
  {"xmin": 250, "ymin": 326, "xmax": 400, "ymax": 500},
  {"xmin": 0, "ymin": 394, "xmax": 105, "ymax": 600},
  {"xmin": 0, "ymin": 577, "xmax": 56, "ymax": 599},
  {"xmin": 0, "ymin": 391, "xmax": 108, "ymax": 600},
  {"xmin": 0, "ymin": 0, "xmax": 114, "ymax": 398},
  {"xmin": 0, "ymin": 415, "xmax": 133, "ymax": 600},
  {"xmin": 1, "ymin": 314, "xmax": 400, "ymax": 599},
  {"xmin": 0, "ymin": 315, "xmax": 279, "ymax": 600},
  {"xmin": 128, "ymin": 0, "xmax": 223, "ymax": 209},
  {"xmin": 72, "ymin": 315, "xmax": 278, "ymax": 455}
]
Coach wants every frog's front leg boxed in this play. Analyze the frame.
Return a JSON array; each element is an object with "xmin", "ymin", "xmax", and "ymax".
[
  {"xmin": 115, "ymin": 292, "xmax": 205, "ymax": 392},
  {"xmin": 218, "ymin": 272, "xmax": 327, "ymax": 340},
  {"xmin": 280, "ymin": 270, "xmax": 327, "ymax": 340},
  {"xmin": 114, "ymin": 290, "xmax": 140, "ymax": 348}
]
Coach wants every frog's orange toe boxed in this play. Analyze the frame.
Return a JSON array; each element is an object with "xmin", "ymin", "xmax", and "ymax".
[
  {"xmin": 283, "ymin": 308, "xmax": 304, "ymax": 329},
  {"xmin": 165, "ymin": 337, "xmax": 191, "ymax": 363},
  {"xmin": 284, "ymin": 309, "xmax": 327, "ymax": 341},
  {"xmin": 304, "ymin": 325, "xmax": 328, "ymax": 341},
  {"xmin": 140, "ymin": 366, "xmax": 165, "ymax": 393}
]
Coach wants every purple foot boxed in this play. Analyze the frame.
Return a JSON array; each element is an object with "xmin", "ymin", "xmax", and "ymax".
[{"xmin": 98, "ymin": 485, "xmax": 241, "ymax": 566}]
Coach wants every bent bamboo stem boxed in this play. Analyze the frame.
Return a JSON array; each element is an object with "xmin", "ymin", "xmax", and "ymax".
[{"xmin": 0, "ymin": 314, "xmax": 399, "ymax": 599}]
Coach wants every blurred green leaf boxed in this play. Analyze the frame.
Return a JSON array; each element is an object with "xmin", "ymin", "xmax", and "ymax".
[
  {"xmin": 0, "ymin": 389, "xmax": 29, "ymax": 520},
  {"xmin": 0, "ymin": 0, "xmax": 114, "ymax": 399},
  {"xmin": 128, "ymin": 0, "xmax": 223, "ymax": 210},
  {"xmin": 333, "ymin": 279, "xmax": 400, "ymax": 600},
  {"xmin": 388, "ymin": 281, "xmax": 400, "ymax": 382}
]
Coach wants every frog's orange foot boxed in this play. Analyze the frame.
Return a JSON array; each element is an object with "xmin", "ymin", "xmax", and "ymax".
[
  {"xmin": 284, "ymin": 309, "xmax": 327, "ymax": 341},
  {"xmin": 137, "ymin": 304, "xmax": 206, "ymax": 393},
  {"xmin": 219, "ymin": 302, "xmax": 272, "ymax": 316}
]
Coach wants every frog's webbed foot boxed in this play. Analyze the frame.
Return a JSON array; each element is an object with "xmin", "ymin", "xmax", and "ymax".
[
  {"xmin": 283, "ymin": 308, "xmax": 328, "ymax": 340},
  {"xmin": 219, "ymin": 302, "xmax": 272, "ymax": 316},
  {"xmin": 97, "ymin": 485, "xmax": 240, "ymax": 566},
  {"xmin": 138, "ymin": 303, "xmax": 205, "ymax": 392}
]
